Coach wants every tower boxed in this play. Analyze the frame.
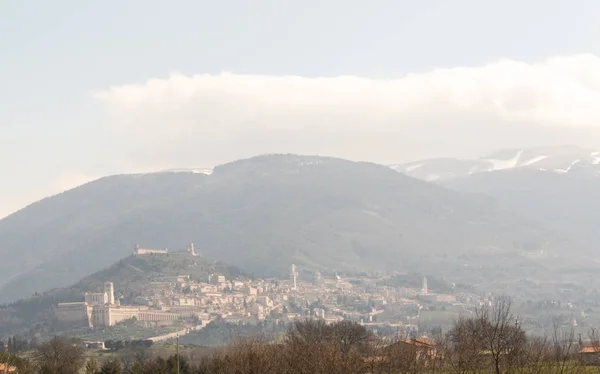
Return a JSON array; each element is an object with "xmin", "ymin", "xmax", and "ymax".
[
  {"xmin": 314, "ymin": 271, "xmax": 322, "ymax": 285},
  {"xmin": 421, "ymin": 276, "xmax": 428, "ymax": 295},
  {"xmin": 290, "ymin": 264, "xmax": 298, "ymax": 290},
  {"xmin": 187, "ymin": 242, "xmax": 198, "ymax": 256},
  {"xmin": 104, "ymin": 281, "xmax": 115, "ymax": 305}
]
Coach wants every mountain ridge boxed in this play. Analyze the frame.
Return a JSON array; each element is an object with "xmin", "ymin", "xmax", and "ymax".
[
  {"xmin": 443, "ymin": 168, "xmax": 600, "ymax": 250},
  {"xmin": 392, "ymin": 146, "xmax": 600, "ymax": 181},
  {"xmin": 0, "ymin": 154, "xmax": 586, "ymax": 302}
]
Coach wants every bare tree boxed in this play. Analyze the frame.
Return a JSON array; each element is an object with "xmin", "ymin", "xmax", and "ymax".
[
  {"xmin": 516, "ymin": 336, "xmax": 550, "ymax": 374},
  {"xmin": 476, "ymin": 295, "xmax": 525, "ymax": 374},
  {"xmin": 85, "ymin": 358, "xmax": 100, "ymax": 374},
  {"xmin": 99, "ymin": 358, "xmax": 122, "ymax": 374},
  {"xmin": 441, "ymin": 296, "xmax": 526, "ymax": 374},
  {"xmin": 0, "ymin": 352, "xmax": 35, "ymax": 374},
  {"xmin": 443, "ymin": 316, "xmax": 486, "ymax": 374},
  {"xmin": 287, "ymin": 318, "xmax": 333, "ymax": 345},
  {"xmin": 362, "ymin": 335, "xmax": 387, "ymax": 374},
  {"xmin": 331, "ymin": 320, "xmax": 370, "ymax": 359},
  {"xmin": 35, "ymin": 337, "xmax": 84, "ymax": 374},
  {"xmin": 549, "ymin": 322, "xmax": 583, "ymax": 373}
]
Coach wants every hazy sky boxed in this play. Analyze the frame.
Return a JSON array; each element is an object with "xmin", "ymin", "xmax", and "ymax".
[{"xmin": 2, "ymin": 0, "xmax": 600, "ymax": 218}]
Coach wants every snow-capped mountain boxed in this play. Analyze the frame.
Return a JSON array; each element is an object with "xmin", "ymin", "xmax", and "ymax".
[
  {"xmin": 159, "ymin": 168, "xmax": 213, "ymax": 175},
  {"xmin": 152, "ymin": 147, "xmax": 600, "ymax": 182},
  {"xmin": 391, "ymin": 146, "xmax": 600, "ymax": 181}
]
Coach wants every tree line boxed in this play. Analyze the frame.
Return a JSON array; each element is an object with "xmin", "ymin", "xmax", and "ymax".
[
  {"xmin": 3, "ymin": 295, "xmax": 600, "ymax": 373},
  {"xmin": 0, "ymin": 335, "xmax": 38, "ymax": 354},
  {"xmin": 104, "ymin": 339, "xmax": 153, "ymax": 352}
]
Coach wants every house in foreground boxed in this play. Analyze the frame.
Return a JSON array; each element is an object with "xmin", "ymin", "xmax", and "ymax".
[{"xmin": 579, "ymin": 346, "xmax": 600, "ymax": 366}]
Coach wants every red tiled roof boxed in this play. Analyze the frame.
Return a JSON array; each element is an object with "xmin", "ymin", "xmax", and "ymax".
[
  {"xmin": 404, "ymin": 339, "xmax": 435, "ymax": 347},
  {"xmin": 386, "ymin": 338, "xmax": 435, "ymax": 350}
]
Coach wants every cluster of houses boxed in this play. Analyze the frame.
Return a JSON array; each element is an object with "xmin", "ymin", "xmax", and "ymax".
[{"xmin": 52, "ymin": 243, "xmax": 600, "ymax": 366}]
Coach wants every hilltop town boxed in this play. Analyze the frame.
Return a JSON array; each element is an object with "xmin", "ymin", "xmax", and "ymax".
[
  {"xmin": 2, "ymin": 240, "xmax": 600, "ymax": 373},
  {"xmin": 0, "ymin": 240, "xmax": 591, "ymax": 348},
  {"xmin": 51, "ymin": 243, "xmax": 492, "ymax": 344},
  {"xmin": 45, "ymin": 241, "xmax": 600, "ymax": 347}
]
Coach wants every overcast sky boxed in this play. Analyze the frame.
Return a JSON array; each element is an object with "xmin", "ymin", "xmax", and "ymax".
[{"xmin": 2, "ymin": 0, "xmax": 600, "ymax": 218}]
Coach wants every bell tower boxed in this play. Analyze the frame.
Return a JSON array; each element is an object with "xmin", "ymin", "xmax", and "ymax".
[{"xmin": 104, "ymin": 281, "xmax": 115, "ymax": 305}]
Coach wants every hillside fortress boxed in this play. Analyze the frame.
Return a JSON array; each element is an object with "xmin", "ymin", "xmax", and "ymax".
[
  {"xmin": 133, "ymin": 242, "xmax": 198, "ymax": 256},
  {"xmin": 133, "ymin": 244, "xmax": 168, "ymax": 255}
]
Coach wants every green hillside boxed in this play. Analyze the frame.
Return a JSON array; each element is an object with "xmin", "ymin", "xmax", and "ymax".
[{"xmin": 0, "ymin": 251, "xmax": 244, "ymax": 337}]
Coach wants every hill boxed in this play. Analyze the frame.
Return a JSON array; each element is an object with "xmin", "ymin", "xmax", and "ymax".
[
  {"xmin": 0, "ymin": 251, "xmax": 244, "ymax": 337},
  {"xmin": 443, "ymin": 169, "xmax": 600, "ymax": 247},
  {"xmin": 0, "ymin": 154, "xmax": 584, "ymax": 302}
]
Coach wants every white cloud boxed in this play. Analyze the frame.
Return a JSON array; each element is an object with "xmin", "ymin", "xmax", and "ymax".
[{"xmin": 93, "ymin": 54, "xmax": 600, "ymax": 166}]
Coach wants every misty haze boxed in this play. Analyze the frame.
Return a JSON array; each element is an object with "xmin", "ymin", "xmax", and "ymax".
[{"xmin": 2, "ymin": 1, "xmax": 600, "ymax": 373}]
